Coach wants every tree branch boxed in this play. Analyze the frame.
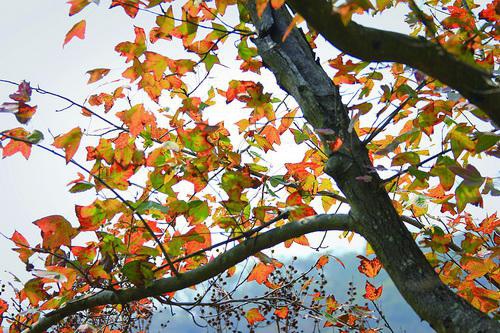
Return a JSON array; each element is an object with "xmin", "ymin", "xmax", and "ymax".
[
  {"xmin": 244, "ymin": 2, "xmax": 499, "ymax": 332},
  {"xmin": 286, "ymin": 0, "xmax": 500, "ymax": 128},
  {"xmin": 26, "ymin": 214, "xmax": 352, "ymax": 333}
]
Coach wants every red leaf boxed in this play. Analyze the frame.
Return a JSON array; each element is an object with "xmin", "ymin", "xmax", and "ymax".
[
  {"xmin": 0, "ymin": 298, "xmax": 8, "ymax": 325},
  {"xmin": 274, "ymin": 306, "xmax": 289, "ymax": 319},
  {"xmin": 357, "ymin": 255, "xmax": 382, "ymax": 278},
  {"xmin": 248, "ymin": 263, "xmax": 274, "ymax": 284},
  {"xmin": 10, "ymin": 231, "xmax": 33, "ymax": 263},
  {"xmin": 33, "ymin": 215, "xmax": 77, "ymax": 249},
  {"xmin": 245, "ymin": 308, "xmax": 265, "ymax": 325},
  {"xmin": 53, "ymin": 127, "xmax": 83, "ymax": 163},
  {"xmin": 63, "ymin": 20, "xmax": 86, "ymax": 47},
  {"xmin": 364, "ymin": 281, "xmax": 383, "ymax": 301}
]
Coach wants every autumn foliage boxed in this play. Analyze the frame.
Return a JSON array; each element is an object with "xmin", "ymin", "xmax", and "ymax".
[{"xmin": 0, "ymin": 0, "xmax": 499, "ymax": 332}]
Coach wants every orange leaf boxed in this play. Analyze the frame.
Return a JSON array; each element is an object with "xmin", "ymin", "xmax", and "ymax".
[
  {"xmin": 282, "ymin": 14, "xmax": 304, "ymax": 42},
  {"xmin": 245, "ymin": 308, "xmax": 265, "ymax": 325},
  {"xmin": 274, "ymin": 306, "xmax": 289, "ymax": 319},
  {"xmin": 86, "ymin": 68, "xmax": 111, "ymax": 84},
  {"xmin": 53, "ymin": 127, "xmax": 83, "ymax": 163},
  {"xmin": 33, "ymin": 215, "xmax": 77, "ymax": 249},
  {"xmin": 67, "ymin": 0, "xmax": 91, "ymax": 16},
  {"xmin": 0, "ymin": 298, "xmax": 8, "ymax": 325},
  {"xmin": 364, "ymin": 281, "xmax": 383, "ymax": 301},
  {"xmin": 271, "ymin": 0, "xmax": 285, "ymax": 9},
  {"xmin": 63, "ymin": 20, "xmax": 86, "ymax": 47},
  {"xmin": 256, "ymin": 0, "xmax": 269, "ymax": 17},
  {"xmin": 357, "ymin": 255, "xmax": 382, "ymax": 278},
  {"xmin": 10, "ymin": 231, "xmax": 33, "ymax": 263},
  {"xmin": 1, "ymin": 128, "xmax": 31, "ymax": 159},
  {"xmin": 315, "ymin": 255, "xmax": 329, "ymax": 269},
  {"xmin": 248, "ymin": 263, "xmax": 274, "ymax": 284}
]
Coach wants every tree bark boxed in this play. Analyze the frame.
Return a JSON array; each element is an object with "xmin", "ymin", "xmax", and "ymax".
[
  {"xmin": 245, "ymin": 2, "xmax": 499, "ymax": 332},
  {"xmin": 286, "ymin": 0, "xmax": 500, "ymax": 128}
]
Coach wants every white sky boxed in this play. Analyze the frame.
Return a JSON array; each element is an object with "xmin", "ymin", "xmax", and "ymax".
[{"xmin": 0, "ymin": 0, "xmax": 497, "ymax": 319}]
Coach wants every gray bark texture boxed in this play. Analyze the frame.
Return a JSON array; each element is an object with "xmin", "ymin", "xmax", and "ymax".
[{"xmin": 244, "ymin": 2, "xmax": 499, "ymax": 332}]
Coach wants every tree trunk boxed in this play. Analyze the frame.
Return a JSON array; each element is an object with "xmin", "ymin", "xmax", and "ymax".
[{"xmin": 245, "ymin": 3, "xmax": 499, "ymax": 332}]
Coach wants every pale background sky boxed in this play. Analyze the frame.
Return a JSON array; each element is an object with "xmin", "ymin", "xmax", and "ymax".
[{"xmin": 0, "ymin": 1, "xmax": 495, "ymax": 332}]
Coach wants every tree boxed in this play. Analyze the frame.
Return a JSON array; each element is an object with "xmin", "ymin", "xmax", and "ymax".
[{"xmin": 0, "ymin": 0, "xmax": 498, "ymax": 332}]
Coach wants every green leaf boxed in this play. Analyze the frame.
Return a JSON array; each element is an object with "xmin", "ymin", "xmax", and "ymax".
[
  {"xmin": 122, "ymin": 261, "xmax": 155, "ymax": 287},
  {"xmin": 69, "ymin": 181, "xmax": 95, "ymax": 193}
]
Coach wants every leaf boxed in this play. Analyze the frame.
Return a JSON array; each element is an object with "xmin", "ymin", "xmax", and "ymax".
[
  {"xmin": 122, "ymin": 260, "xmax": 155, "ymax": 287},
  {"xmin": 9, "ymin": 81, "xmax": 32, "ymax": 102},
  {"xmin": 110, "ymin": 0, "xmax": 141, "ymax": 18},
  {"xmin": 33, "ymin": 215, "xmax": 77, "ymax": 249},
  {"xmin": 270, "ymin": 0, "xmax": 285, "ymax": 9},
  {"xmin": 315, "ymin": 255, "xmax": 329, "ymax": 269},
  {"xmin": 86, "ymin": 68, "xmax": 111, "ymax": 84},
  {"xmin": 69, "ymin": 181, "xmax": 95, "ymax": 193},
  {"xmin": 10, "ymin": 231, "xmax": 33, "ymax": 263},
  {"xmin": 357, "ymin": 255, "xmax": 382, "ymax": 278},
  {"xmin": 67, "ymin": 0, "xmax": 91, "ymax": 16},
  {"xmin": 248, "ymin": 263, "xmax": 274, "ymax": 284},
  {"xmin": 116, "ymin": 104, "xmax": 156, "ymax": 136},
  {"xmin": 392, "ymin": 152, "xmax": 420, "ymax": 166},
  {"xmin": 1, "ymin": 128, "xmax": 32, "ymax": 159},
  {"xmin": 456, "ymin": 181, "xmax": 483, "ymax": 212},
  {"xmin": 364, "ymin": 281, "xmax": 383, "ymax": 301},
  {"xmin": 245, "ymin": 308, "xmax": 265, "ymax": 325},
  {"xmin": 256, "ymin": 0, "xmax": 269, "ymax": 17},
  {"xmin": 23, "ymin": 278, "xmax": 48, "ymax": 306},
  {"xmin": 0, "ymin": 299, "xmax": 8, "ymax": 325},
  {"xmin": 63, "ymin": 20, "xmax": 86, "ymax": 47},
  {"xmin": 274, "ymin": 306, "xmax": 289, "ymax": 319},
  {"xmin": 53, "ymin": 127, "xmax": 83, "ymax": 163}
]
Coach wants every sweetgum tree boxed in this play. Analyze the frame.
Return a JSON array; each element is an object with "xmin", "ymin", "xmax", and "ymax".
[{"xmin": 0, "ymin": 0, "xmax": 499, "ymax": 332}]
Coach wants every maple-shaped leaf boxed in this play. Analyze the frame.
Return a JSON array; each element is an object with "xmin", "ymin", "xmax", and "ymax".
[
  {"xmin": 245, "ymin": 307, "xmax": 265, "ymax": 325},
  {"xmin": 71, "ymin": 245, "xmax": 97, "ymax": 265},
  {"xmin": 248, "ymin": 263, "xmax": 274, "ymax": 284},
  {"xmin": 33, "ymin": 215, "xmax": 77, "ymax": 249},
  {"xmin": 67, "ymin": 0, "xmax": 91, "ymax": 16},
  {"xmin": 177, "ymin": 125, "xmax": 213, "ymax": 153},
  {"xmin": 364, "ymin": 281, "xmax": 383, "ymax": 301},
  {"xmin": 183, "ymin": 224, "xmax": 211, "ymax": 255},
  {"xmin": 1, "ymin": 128, "xmax": 32, "ymax": 159},
  {"xmin": 116, "ymin": 104, "xmax": 156, "ymax": 136},
  {"xmin": 53, "ymin": 127, "xmax": 83, "ymax": 163},
  {"xmin": 86, "ymin": 68, "xmax": 111, "ymax": 84},
  {"xmin": 22, "ymin": 278, "xmax": 48, "ymax": 306},
  {"xmin": 115, "ymin": 26, "xmax": 147, "ymax": 62},
  {"xmin": 63, "ymin": 20, "xmax": 86, "ymax": 47},
  {"xmin": 357, "ymin": 255, "xmax": 382, "ymax": 278},
  {"xmin": 274, "ymin": 306, "xmax": 289, "ymax": 319},
  {"xmin": 10, "ymin": 231, "xmax": 33, "ymax": 263}
]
